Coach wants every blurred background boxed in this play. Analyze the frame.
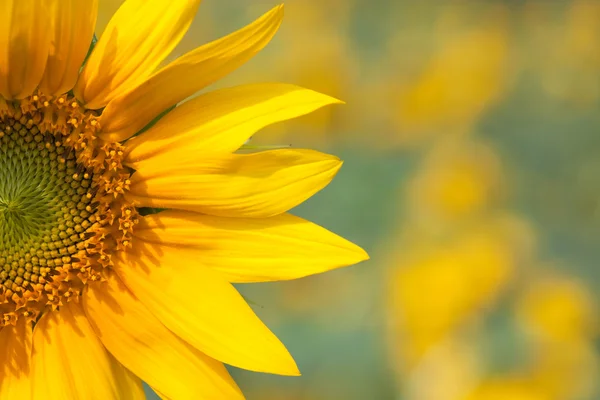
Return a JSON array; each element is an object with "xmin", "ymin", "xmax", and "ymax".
[{"xmin": 100, "ymin": 1, "xmax": 600, "ymax": 399}]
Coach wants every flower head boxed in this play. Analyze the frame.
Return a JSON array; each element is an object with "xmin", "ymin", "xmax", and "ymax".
[{"xmin": 0, "ymin": 1, "xmax": 367, "ymax": 398}]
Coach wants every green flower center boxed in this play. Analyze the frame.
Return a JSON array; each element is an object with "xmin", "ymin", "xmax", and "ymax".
[
  {"xmin": 0, "ymin": 93, "xmax": 137, "ymax": 327},
  {"xmin": 0, "ymin": 117, "xmax": 95, "ymax": 294}
]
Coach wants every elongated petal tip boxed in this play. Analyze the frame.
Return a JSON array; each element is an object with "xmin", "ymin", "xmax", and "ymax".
[
  {"xmin": 287, "ymin": 365, "xmax": 302, "ymax": 377},
  {"xmin": 343, "ymin": 240, "xmax": 370, "ymax": 264},
  {"xmin": 356, "ymin": 246, "xmax": 370, "ymax": 263},
  {"xmin": 324, "ymin": 93, "xmax": 345, "ymax": 105},
  {"xmin": 329, "ymin": 158, "xmax": 343, "ymax": 178},
  {"xmin": 314, "ymin": 91, "xmax": 345, "ymax": 106},
  {"xmin": 328, "ymin": 233, "xmax": 370, "ymax": 269},
  {"xmin": 268, "ymin": 353, "xmax": 300, "ymax": 377},
  {"xmin": 285, "ymin": 85, "xmax": 343, "ymax": 107}
]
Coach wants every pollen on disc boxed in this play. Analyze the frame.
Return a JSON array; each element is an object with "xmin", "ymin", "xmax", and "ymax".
[{"xmin": 0, "ymin": 94, "xmax": 138, "ymax": 325}]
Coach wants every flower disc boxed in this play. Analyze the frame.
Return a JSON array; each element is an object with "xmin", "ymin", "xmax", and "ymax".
[{"xmin": 0, "ymin": 95, "xmax": 137, "ymax": 325}]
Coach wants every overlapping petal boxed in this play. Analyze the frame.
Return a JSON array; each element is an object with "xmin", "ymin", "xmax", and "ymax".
[
  {"xmin": 135, "ymin": 211, "xmax": 368, "ymax": 282},
  {"xmin": 0, "ymin": 0, "xmax": 50, "ymax": 99},
  {"xmin": 124, "ymin": 83, "xmax": 341, "ymax": 166},
  {"xmin": 99, "ymin": 5, "xmax": 284, "ymax": 142},
  {"xmin": 127, "ymin": 149, "xmax": 341, "ymax": 218},
  {"xmin": 31, "ymin": 301, "xmax": 144, "ymax": 399},
  {"xmin": 113, "ymin": 241, "xmax": 300, "ymax": 375},
  {"xmin": 0, "ymin": 320, "xmax": 32, "ymax": 399},
  {"xmin": 75, "ymin": 0, "xmax": 202, "ymax": 109},
  {"xmin": 39, "ymin": 0, "xmax": 98, "ymax": 95},
  {"xmin": 84, "ymin": 272, "xmax": 243, "ymax": 399}
]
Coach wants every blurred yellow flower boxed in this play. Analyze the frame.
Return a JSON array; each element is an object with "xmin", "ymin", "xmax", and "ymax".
[
  {"xmin": 388, "ymin": 214, "xmax": 533, "ymax": 365},
  {"xmin": 523, "ymin": 1, "xmax": 600, "ymax": 107},
  {"xmin": 406, "ymin": 138, "xmax": 504, "ymax": 231},
  {"xmin": 388, "ymin": 3, "xmax": 511, "ymax": 146},
  {"xmin": 517, "ymin": 276, "xmax": 599, "ymax": 399},
  {"xmin": 403, "ymin": 337, "xmax": 482, "ymax": 400},
  {"xmin": 530, "ymin": 341, "xmax": 599, "ymax": 400},
  {"xmin": 517, "ymin": 276, "xmax": 598, "ymax": 344},
  {"xmin": 397, "ymin": 273, "xmax": 599, "ymax": 400},
  {"xmin": 465, "ymin": 378, "xmax": 552, "ymax": 400}
]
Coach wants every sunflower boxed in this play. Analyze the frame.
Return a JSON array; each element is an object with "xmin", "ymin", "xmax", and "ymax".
[{"xmin": 0, "ymin": 1, "xmax": 368, "ymax": 398}]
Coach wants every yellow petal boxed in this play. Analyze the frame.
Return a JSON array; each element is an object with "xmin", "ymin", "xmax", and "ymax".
[
  {"xmin": 114, "ymin": 241, "xmax": 300, "ymax": 375},
  {"xmin": 99, "ymin": 5, "xmax": 284, "ymax": 142},
  {"xmin": 83, "ymin": 272, "xmax": 244, "ymax": 400},
  {"xmin": 39, "ymin": 0, "xmax": 98, "ymax": 95},
  {"xmin": 125, "ymin": 83, "xmax": 341, "ymax": 166},
  {"xmin": 74, "ymin": 0, "xmax": 202, "ymax": 109},
  {"xmin": 0, "ymin": 1, "xmax": 50, "ymax": 99},
  {"xmin": 31, "ymin": 301, "xmax": 145, "ymax": 400},
  {"xmin": 136, "ymin": 211, "xmax": 369, "ymax": 282},
  {"xmin": 128, "ymin": 149, "xmax": 342, "ymax": 218},
  {"xmin": 0, "ymin": 319, "xmax": 32, "ymax": 399}
]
